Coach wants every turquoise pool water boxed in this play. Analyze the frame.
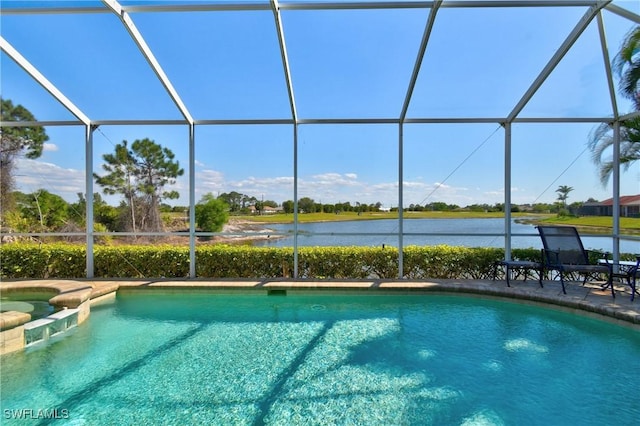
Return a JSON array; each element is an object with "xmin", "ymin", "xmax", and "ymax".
[
  {"xmin": 1, "ymin": 293, "xmax": 639, "ymax": 425},
  {"xmin": 0, "ymin": 298, "xmax": 53, "ymax": 321}
]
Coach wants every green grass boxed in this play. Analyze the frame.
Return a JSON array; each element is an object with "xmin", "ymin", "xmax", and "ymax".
[
  {"xmin": 538, "ymin": 215, "xmax": 640, "ymax": 233},
  {"xmin": 235, "ymin": 211, "xmax": 549, "ymax": 223}
]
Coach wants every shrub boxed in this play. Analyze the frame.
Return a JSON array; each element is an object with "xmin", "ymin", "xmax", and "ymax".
[
  {"xmin": 0, "ymin": 243, "xmax": 621, "ymax": 280},
  {"xmin": 94, "ymin": 245, "xmax": 189, "ymax": 278},
  {"xmin": 0, "ymin": 243, "xmax": 86, "ymax": 278},
  {"xmin": 196, "ymin": 245, "xmax": 292, "ymax": 278}
]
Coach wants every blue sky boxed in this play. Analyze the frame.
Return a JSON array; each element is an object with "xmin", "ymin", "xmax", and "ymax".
[{"xmin": 1, "ymin": 0, "xmax": 639, "ymax": 208}]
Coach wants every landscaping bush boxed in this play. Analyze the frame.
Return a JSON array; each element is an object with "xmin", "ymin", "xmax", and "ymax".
[
  {"xmin": 0, "ymin": 243, "xmax": 622, "ymax": 280},
  {"xmin": 196, "ymin": 245, "xmax": 292, "ymax": 278},
  {"xmin": 0, "ymin": 243, "xmax": 86, "ymax": 279},
  {"xmin": 94, "ymin": 245, "xmax": 190, "ymax": 278}
]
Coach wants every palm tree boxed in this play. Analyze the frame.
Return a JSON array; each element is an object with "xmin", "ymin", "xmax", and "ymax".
[
  {"xmin": 588, "ymin": 25, "xmax": 640, "ymax": 185},
  {"xmin": 613, "ymin": 26, "xmax": 640, "ymax": 109},
  {"xmin": 555, "ymin": 185, "xmax": 573, "ymax": 209},
  {"xmin": 588, "ymin": 116, "xmax": 640, "ymax": 185}
]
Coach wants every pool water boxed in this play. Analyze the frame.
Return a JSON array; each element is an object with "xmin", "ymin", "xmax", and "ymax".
[
  {"xmin": 1, "ymin": 293, "xmax": 639, "ymax": 425},
  {"xmin": 0, "ymin": 299, "xmax": 54, "ymax": 320}
]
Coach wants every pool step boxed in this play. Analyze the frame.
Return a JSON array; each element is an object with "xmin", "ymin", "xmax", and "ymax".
[{"xmin": 24, "ymin": 309, "xmax": 79, "ymax": 347}]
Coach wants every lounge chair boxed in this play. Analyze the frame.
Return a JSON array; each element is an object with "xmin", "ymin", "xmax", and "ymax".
[{"xmin": 536, "ymin": 225, "xmax": 613, "ymax": 296}]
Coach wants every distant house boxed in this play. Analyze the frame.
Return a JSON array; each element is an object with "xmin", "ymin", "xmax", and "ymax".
[
  {"xmin": 578, "ymin": 200, "xmax": 607, "ymax": 216},
  {"xmin": 579, "ymin": 194, "xmax": 640, "ymax": 217},
  {"xmin": 600, "ymin": 195, "xmax": 640, "ymax": 217},
  {"xmin": 262, "ymin": 206, "xmax": 282, "ymax": 214},
  {"xmin": 248, "ymin": 205, "xmax": 282, "ymax": 215}
]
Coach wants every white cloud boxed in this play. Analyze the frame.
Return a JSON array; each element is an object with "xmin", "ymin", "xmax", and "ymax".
[
  {"xmin": 230, "ymin": 176, "xmax": 293, "ymax": 190},
  {"xmin": 483, "ymin": 190, "xmax": 504, "ymax": 197},
  {"xmin": 308, "ymin": 173, "xmax": 362, "ymax": 187},
  {"xmin": 192, "ymin": 169, "xmax": 294, "ymax": 202},
  {"xmin": 227, "ymin": 176, "xmax": 294, "ymax": 202},
  {"xmin": 197, "ymin": 170, "xmax": 225, "ymax": 186},
  {"xmin": 402, "ymin": 180, "xmax": 489, "ymax": 207},
  {"xmin": 192, "ymin": 169, "xmax": 226, "ymax": 199},
  {"xmin": 14, "ymin": 159, "xmax": 84, "ymax": 202},
  {"xmin": 42, "ymin": 143, "xmax": 59, "ymax": 152},
  {"xmin": 402, "ymin": 181, "xmax": 430, "ymax": 190}
]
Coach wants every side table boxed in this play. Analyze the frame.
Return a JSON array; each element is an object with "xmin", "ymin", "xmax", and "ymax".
[
  {"xmin": 598, "ymin": 257, "xmax": 640, "ymax": 301},
  {"xmin": 494, "ymin": 260, "xmax": 543, "ymax": 287}
]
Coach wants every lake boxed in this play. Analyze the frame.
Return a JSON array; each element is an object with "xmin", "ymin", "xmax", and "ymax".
[{"xmin": 254, "ymin": 218, "xmax": 638, "ymax": 253}]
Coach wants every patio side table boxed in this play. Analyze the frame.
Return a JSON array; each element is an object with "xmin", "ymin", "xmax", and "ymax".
[
  {"xmin": 494, "ymin": 260, "xmax": 543, "ymax": 287},
  {"xmin": 598, "ymin": 257, "xmax": 640, "ymax": 301}
]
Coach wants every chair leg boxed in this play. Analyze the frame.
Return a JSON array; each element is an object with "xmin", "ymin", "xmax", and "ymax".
[
  {"xmin": 537, "ymin": 267, "xmax": 543, "ymax": 288},
  {"xmin": 609, "ymin": 274, "xmax": 615, "ymax": 298},
  {"xmin": 559, "ymin": 272, "xmax": 567, "ymax": 294}
]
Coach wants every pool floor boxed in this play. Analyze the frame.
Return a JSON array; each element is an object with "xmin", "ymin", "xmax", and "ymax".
[{"xmin": 1, "ymin": 293, "xmax": 639, "ymax": 425}]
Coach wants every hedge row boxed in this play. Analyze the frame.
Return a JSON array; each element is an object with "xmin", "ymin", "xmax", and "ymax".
[{"xmin": 0, "ymin": 243, "xmax": 575, "ymax": 280}]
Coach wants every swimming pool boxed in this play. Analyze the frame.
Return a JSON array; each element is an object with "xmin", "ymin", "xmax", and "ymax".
[{"xmin": 1, "ymin": 292, "xmax": 639, "ymax": 425}]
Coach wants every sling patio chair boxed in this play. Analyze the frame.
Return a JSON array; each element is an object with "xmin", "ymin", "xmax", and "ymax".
[{"xmin": 536, "ymin": 225, "xmax": 613, "ymax": 297}]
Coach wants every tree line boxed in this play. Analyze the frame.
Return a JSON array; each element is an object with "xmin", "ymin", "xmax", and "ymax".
[
  {"xmin": 280, "ymin": 198, "xmax": 383, "ymax": 214},
  {"xmin": 2, "ymin": 185, "xmax": 589, "ymax": 236}
]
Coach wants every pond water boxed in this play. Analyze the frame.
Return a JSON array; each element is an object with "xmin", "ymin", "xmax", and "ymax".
[{"xmin": 255, "ymin": 218, "xmax": 637, "ymax": 253}]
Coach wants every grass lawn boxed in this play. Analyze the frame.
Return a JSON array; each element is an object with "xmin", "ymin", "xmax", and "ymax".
[
  {"xmin": 236, "ymin": 211, "xmax": 547, "ymax": 223},
  {"xmin": 538, "ymin": 215, "xmax": 640, "ymax": 233}
]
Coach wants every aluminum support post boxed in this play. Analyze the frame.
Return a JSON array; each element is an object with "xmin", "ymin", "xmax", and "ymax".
[
  {"xmin": 85, "ymin": 125, "xmax": 95, "ymax": 278},
  {"xmin": 504, "ymin": 122, "xmax": 512, "ymax": 261},
  {"xmin": 189, "ymin": 124, "xmax": 196, "ymax": 278},
  {"xmin": 293, "ymin": 123, "xmax": 299, "ymax": 279},
  {"xmin": 398, "ymin": 124, "xmax": 404, "ymax": 278}
]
